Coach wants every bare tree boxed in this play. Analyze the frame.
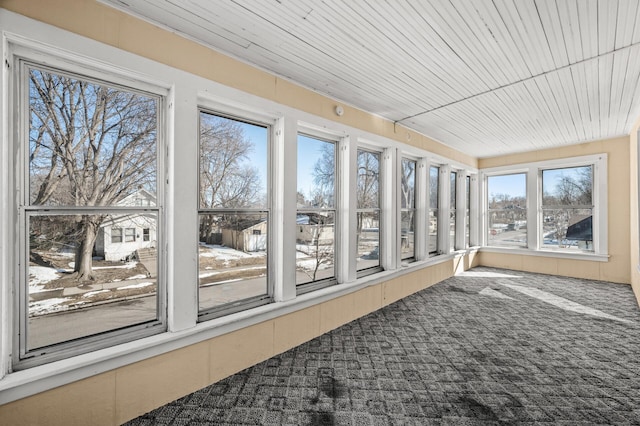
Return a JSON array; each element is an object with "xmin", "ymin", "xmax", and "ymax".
[
  {"xmin": 311, "ymin": 143, "xmax": 335, "ymax": 207},
  {"xmin": 29, "ymin": 68, "xmax": 157, "ymax": 282},
  {"xmin": 296, "ymin": 214, "xmax": 334, "ymax": 282},
  {"xmin": 199, "ymin": 113, "xmax": 262, "ymax": 241}
]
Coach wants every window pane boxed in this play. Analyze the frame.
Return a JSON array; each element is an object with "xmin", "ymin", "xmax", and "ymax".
[
  {"xmin": 357, "ymin": 211, "xmax": 380, "ymax": 271},
  {"xmin": 487, "ymin": 174, "xmax": 527, "ymax": 247},
  {"xmin": 542, "ymin": 166, "xmax": 593, "ymax": 206},
  {"xmin": 542, "ymin": 208, "xmax": 593, "ymax": 250},
  {"xmin": 297, "ymin": 135, "xmax": 335, "ymax": 209},
  {"xmin": 429, "ymin": 166, "xmax": 439, "ymax": 255},
  {"xmin": 428, "ymin": 209, "xmax": 438, "ymax": 254},
  {"xmin": 541, "ymin": 166, "xmax": 594, "ymax": 250},
  {"xmin": 401, "ymin": 210, "xmax": 415, "ymax": 260},
  {"xmin": 357, "ymin": 150, "xmax": 380, "ymax": 209},
  {"xmin": 401, "ymin": 159, "xmax": 416, "ymax": 209},
  {"xmin": 27, "ymin": 214, "xmax": 158, "ymax": 350},
  {"xmin": 429, "ymin": 167, "xmax": 439, "ymax": 209},
  {"xmin": 450, "ymin": 172, "xmax": 457, "ymax": 249},
  {"xmin": 124, "ymin": 228, "xmax": 136, "ymax": 242},
  {"xmin": 198, "ymin": 213, "xmax": 268, "ymax": 311},
  {"xmin": 296, "ymin": 212, "xmax": 335, "ymax": 285},
  {"xmin": 111, "ymin": 228, "xmax": 122, "ymax": 244},
  {"xmin": 199, "ymin": 112, "xmax": 268, "ymax": 209},
  {"xmin": 29, "ymin": 68, "xmax": 157, "ymax": 207},
  {"xmin": 465, "ymin": 175, "xmax": 471, "ymax": 247}
]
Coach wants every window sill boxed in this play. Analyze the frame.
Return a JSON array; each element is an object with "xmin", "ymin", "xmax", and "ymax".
[{"xmin": 479, "ymin": 246, "xmax": 609, "ymax": 262}]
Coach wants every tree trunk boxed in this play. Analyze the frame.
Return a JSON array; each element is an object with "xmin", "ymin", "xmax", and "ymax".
[{"xmin": 74, "ymin": 216, "xmax": 99, "ymax": 282}]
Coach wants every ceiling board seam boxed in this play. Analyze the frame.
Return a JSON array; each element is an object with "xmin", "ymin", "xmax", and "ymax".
[{"xmin": 395, "ymin": 40, "xmax": 640, "ymax": 125}]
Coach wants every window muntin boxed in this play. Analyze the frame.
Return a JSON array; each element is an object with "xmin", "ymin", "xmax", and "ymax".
[
  {"xmin": 19, "ymin": 63, "xmax": 163, "ymax": 367},
  {"xmin": 541, "ymin": 166, "xmax": 594, "ymax": 251},
  {"xmin": 400, "ymin": 158, "xmax": 416, "ymax": 261},
  {"xmin": 356, "ymin": 149, "xmax": 381, "ymax": 273},
  {"xmin": 428, "ymin": 166, "xmax": 439, "ymax": 255},
  {"xmin": 296, "ymin": 134, "xmax": 337, "ymax": 288},
  {"xmin": 450, "ymin": 171, "xmax": 457, "ymax": 251},
  {"xmin": 197, "ymin": 111, "xmax": 270, "ymax": 316},
  {"xmin": 487, "ymin": 173, "xmax": 527, "ymax": 248}
]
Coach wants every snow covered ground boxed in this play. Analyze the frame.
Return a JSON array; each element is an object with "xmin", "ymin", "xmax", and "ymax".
[
  {"xmin": 199, "ymin": 243, "xmax": 266, "ymax": 260},
  {"xmin": 28, "ymin": 260, "xmax": 149, "ymax": 315}
]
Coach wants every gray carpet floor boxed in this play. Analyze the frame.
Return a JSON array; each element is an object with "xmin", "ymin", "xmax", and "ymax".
[{"xmin": 125, "ymin": 267, "xmax": 640, "ymax": 425}]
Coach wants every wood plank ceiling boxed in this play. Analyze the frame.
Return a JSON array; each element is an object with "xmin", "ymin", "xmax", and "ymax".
[{"xmin": 101, "ymin": 0, "xmax": 640, "ymax": 158}]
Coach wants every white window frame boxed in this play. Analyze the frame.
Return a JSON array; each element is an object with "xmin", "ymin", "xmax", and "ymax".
[
  {"xmin": 355, "ymin": 146, "xmax": 384, "ymax": 277},
  {"xmin": 8, "ymin": 42, "xmax": 168, "ymax": 370},
  {"xmin": 427, "ymin": 163, "xmax": 442, "ymax": 256},
  {"xmin": 195, "ymin": 104, "xmax": 275, "ymax": 320},
  {"xmin": 480, "ymin": 154, "xmax": 608, "ymax": 259},
  {"xmin": 399, "ymin": 155, "xmax": 418, "ymax": 263},
  {"xmin": 295, "ymin": 126, "xmax": 342, "ymax": 294}
]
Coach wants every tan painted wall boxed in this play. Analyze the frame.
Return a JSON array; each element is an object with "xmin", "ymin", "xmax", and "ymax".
[
  {"xmin": 0, "ymin": 259, "xmax": 461, "ymax": 425},
  {"xmin": 479, "ymin": 137, "xmax": 631, "ymax": 284},
  {"xmin": 630, "ymin": 119, "xmax": 640, "ymax": 304}
]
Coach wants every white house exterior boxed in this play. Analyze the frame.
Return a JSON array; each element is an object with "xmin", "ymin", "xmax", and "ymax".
[{"xmin": 95, "ymin": 190, "xmax": 157, "ymax": 261}]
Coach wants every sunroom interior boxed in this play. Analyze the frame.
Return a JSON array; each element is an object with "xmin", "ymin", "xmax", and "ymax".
[{"xmin": 1, "ymin": 1, "xmax": 639, "ymax": 424}]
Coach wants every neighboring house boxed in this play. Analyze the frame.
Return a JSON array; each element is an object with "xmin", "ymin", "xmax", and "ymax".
[
  {"xmin": 95, "ymin": 190, "xmax": 157, "ymax": 261},
  {"xmin": 221, "ymin": 219, "xmax": 267, "ymax": 252},
  {"xmin": 296, "ymin": 214, "xmax": 334, "ymax": 245}
]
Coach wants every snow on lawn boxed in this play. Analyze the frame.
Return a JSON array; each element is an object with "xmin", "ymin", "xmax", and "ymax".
[
  {"xmin": 127, "ymin": 274, "xmax": 148, "ymax": 280},
  {"xmin": 296, "ymin": 258, "xmax": 332, "ymax": 271},
  {"xmin": 198, "ymin": 265, "xmax": 265, "ymax": 279},
  {"xmin": 199, "ymin": 244, "xmax": 266, "ymax": 260},
  {"xmin": 66, "ymin": 261, "xmax": 139, "ymax": 270},
  {"xmin": 199, "ymin": 271, "xmax": 221, "ymax": 279},
  {"xmin": 29, "ymin": 266, "xmax": 61, "ymax": 291},
  {"xmin": 83, "ymin": 289, "xmax": 110, "ymax": 298},
  {"xmin": 118, "ymin": 282, "xmax": 154, "ymax": 290},
  {"xmin": 29, "ymin": 298, "xmax": 71, "ymax": 315}
]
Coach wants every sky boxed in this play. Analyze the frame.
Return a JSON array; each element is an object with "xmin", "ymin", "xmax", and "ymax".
[
  {"xmin": 239, "ymin": 125, "xmax": 323, "ymax": 199},
  {"xmin": 488, "ymin": 166, "xmax": 591, "ymax": 199}
]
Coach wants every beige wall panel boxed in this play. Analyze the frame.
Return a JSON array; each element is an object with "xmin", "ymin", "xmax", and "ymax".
[
  {"xmin": 478, "ymin": 137, "xmax": 628, "ymax": 169},
  {"xmin": 209, "ymin": 320, "xmax": 274, "ymax": 383},
  {"xmin": 351, "ymin": 284, "xmax": 383, "ymax": 319},
  {"xmin": 319, "ymin": 293, "xmax": 357, "ymax": 334},
  {"xmin": 0, "ymin": 371, "xmax": 116, "ymax": 426},
  {"xmin": 467, "ymin": 251, "xmax": 481, "ymax": 269},
  {"xmin": 556, "ymin": 259, "xmax": 602, "ymax": 282},
  {"xmin": 383, "ymin": 275, "xmax": 416, "ymax": 306},
  {"xmin": 478, "ymin": 252, "xmax": 523, "ymax": 271},
  {"xmin": 273, "ymin": 305, "xmax": 321, "ymax": 355},
  {"xmin": 521, "ymin": 256, "xmax": 558, "ymax": 276},
  {"xmin": 630, "ymin": 119, "xmax": 640, "ymax": 305},
  {"xmin": 115, "ymin": 341, "xmax": 210, "ymax": 424}
]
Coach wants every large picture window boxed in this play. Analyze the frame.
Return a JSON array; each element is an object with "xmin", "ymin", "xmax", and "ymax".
[
  {"xmin": 296, "ymin": 134, "xmax": 337, "ymax": 290},
  {"xmin": 487, "ymin": 173, "xmax": 527, "ymax": 248},
  {"xmin": 18, "ymin": 62, "xmax": 163, "ymax": 368},
  {"xmin": 400, "ymin": 158, "xmax": 416, "ymax": 261},
  {"xmin": 541, "ymin": 166, "xmax": 594, "ymax": 251},
  {"xmin": 356, "ymin": 149, "xmax": 381, "ymax": 273},
  {"xmin": 198, "ymin": 111, "xmax": 270, "ymax": 317}
]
